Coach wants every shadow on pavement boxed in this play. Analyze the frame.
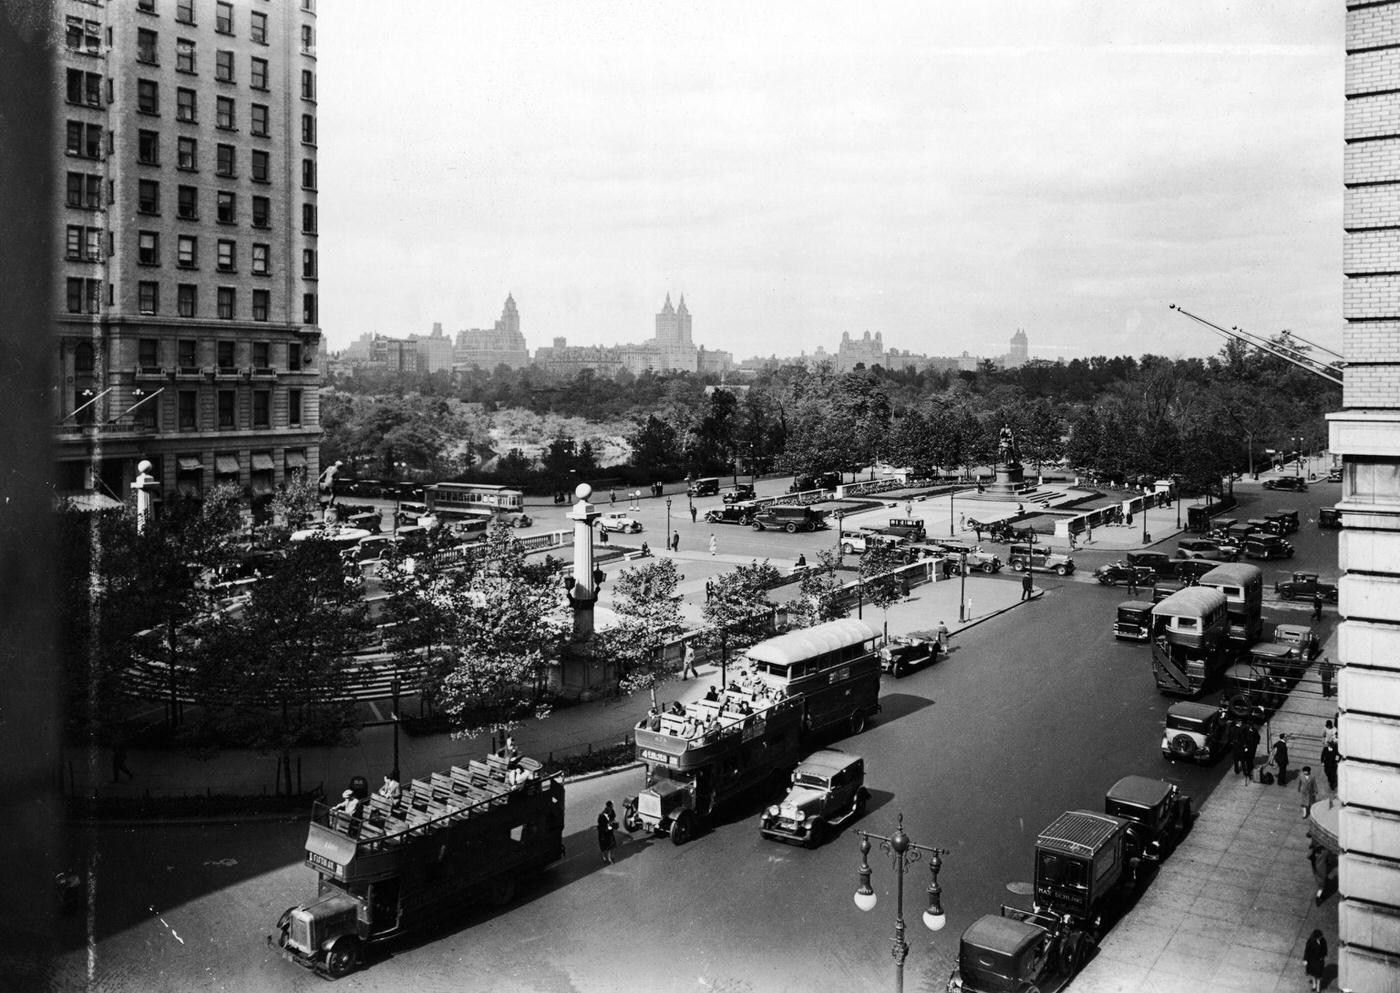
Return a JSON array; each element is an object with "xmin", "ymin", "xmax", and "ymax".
[{"xmin": 874, "ymin": 692, "xmax": 936, "ymax": 724}]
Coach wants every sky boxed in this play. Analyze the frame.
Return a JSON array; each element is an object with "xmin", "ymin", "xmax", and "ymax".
[{"xmin": 317, "ymin": 2, "xmax": 1345, "ymax": 364}]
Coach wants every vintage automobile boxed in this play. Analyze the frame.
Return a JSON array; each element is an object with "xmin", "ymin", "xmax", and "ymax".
[
  {"xmin": 1114, "ymin": 600, "xmax": 1155, "ymax": 641},
  {"xmin": 1160, "ymin": 700, "xmax": 1229, "ymax": 764},
  {"xmin": 721, "ymin": 483, "xmax": 756, "ymax": 504},
  {"xmin": 752, "ymin": 505, "xmax": 826, "ymax": 533},
  {"xmin": 1267, "ymin": 510, "xmax": 1300, "ymax": 534},
  {"xmin": 840, "ymin": 529, "xmax": 908, "ymax": 556},
  {"xmin": 1176, "ymin": 539, "xmax": 1236, "ymax": 561},
  {"xmin": 598, "ymin": 511, "xmax": 643, "ymax": 534},
  {"xmin": 1204, "ymin": 518, "xmax": 1239, "ymax": 542},
  {"xmin": 1318, "ymin": 508, "xmax": 1342, "ymax": 530},
  {"xmin": 1125, "ymin": 551, "xmax": 1175, "ymax": 580},
  {"xmin": 1327, "ymin": 467, "xmax": 1343, "ymax": 483},
  {"xmin": 1172, "ymin": 558, "xmax": 1219, "ymax": 585},
  {"xmin": 1223, "ymin": 659, "xmax": 1288, "ymax": 717},
  {"xmin": 1274, "ymin": 571, "xmax": 1338, "ymax": 602},
  {"xmin": 789, "ymin": 471, "xmax": 843, "ymax": 493},
  {"xmin": 704, "ymin": 501, "xmax": 758, "ymax": 526},
  {"xmin": 881, "ymin": 517, "xmax": 928, "ymax": 541},
  {"xmin": 1243, "ymin": 534, "xmax": 1294, "ymax": 560},
  {"xmin": 1094, "ymin": 562, "xmax": 1155, "ymax": 588},
  {"xmin": 879, "ymin": 634, "xmax": 941, "ymax": 677},
  {"xmin": 1263, "ymin": 476, "xmax": 1308, "ymax": 491},
  {"xmin": 1104, "ymin": 775, "xmax": 1193, "ymax": 868},
  {"xmin": 1274, "ymin": 622, "xmax": 1320, "ymax": 661},
  {"xmin": 1151, "ymin": 580, "xmax": 1187, "ymax": 604},
  {"xmin": 758, "ymin": 749, "xmax": 867, "ymax": 847},
  {"xmin": 686, "ymin": 476, "xmax": 721, "ymax": 498},
  {"xmin": 930, "ymin": 540, "xmax": 1002, "ymax": 574},
  {"xmin": 948, "ymin": 907, "xmax": 1089, "ymax": 993},
  {"xmin": 1008, "ymin": 544, "xmax": 1074, "ymax": 576}
]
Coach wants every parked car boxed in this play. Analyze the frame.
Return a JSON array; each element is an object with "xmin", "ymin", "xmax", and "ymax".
[
  {"xmin": 789, "ymin": 471, "xmax": 842, "ymax": 493},
  {"xmin": 928, "ymin": 540, "xmax": 1002, "ymax": 574},
  {"xmin": 1094, "ymin": 562, "xmax": 1155, "ymax": 587},
  {"xmin": 1160, "ymin": 701, "xmax": 1229, "ymax": 764},
  {"xmin": 1274, "ymin": 622, "xmax": 1320, "ymax": 660},
  {"xmin": 1273, "ymin": 571, "xmax": 1338, "ymax": 602},
  {"xmin": 1114, "ymin": 600, "xmax": 1155, "ymax": 641},
  {"xmin": 686, "ymin": 476, "xmax": 720, "ymax": 498},
  {"xmin": 1176, "ymin": 539, "xmax": 1235, "ymax": 561},
  {"xmin": 1318, "ymin": 508, "xmax": 1342, "ymax": 530},
  {"xmin": 1263, "ymin": 476, "xmax": 1308, "ymax": 491},
  {"xmin": 758, "ymin": 749, "xmax": 867, "ymax": 847},
  {"xmin": 1172, "ymin": 558, "xmax": 1219, "ymax": 585},
  {"xmin": 1008, "ymin": 543, "xmax": 1074, "ymax": 576},
  {"xmin": 705, "ymin": 502, "xmax": 758, "ymax": 526},
  {"xmin": 1267, "ymin": 509, "xmax": 1300, "ymax": 534},
  {"xmin": 879, "ymin": 634, "xmax": 940, "ymax": 677},
  {"xmin": 1125, "ymin": 551, "xmax": 1175, "ymax": 580},
  {"xmin": 598, "ymin": 511, "xmax": 643, "ymax": 534},
  {"xmin": 1151, "ymin": 580, "xmax": 1187, "ymax": 604},
  {"xmin": 880, "ymin": 517, "xmax": 927, "ymax": 542},
  {"xmin": 752, "ymin": 505, "xmax": 825, "ymax": 533},
  {"xmin": 722, "ymin": 483, "xmax": 756, "ymax": 504},
  {"xmin": 1243, "ymin": 534, "xmax": 1294, "ymax": 560},
  {"xmin": 840, "ymin": 530, "xmax": 908, "ymax": 556},
  {"xmin": 1327, "ymin": 467, "xmax": 1343, "ymax": 483},
  {"xmin": 1104, "ymin": 775, "xmax": 1193, "ymax": 867}
]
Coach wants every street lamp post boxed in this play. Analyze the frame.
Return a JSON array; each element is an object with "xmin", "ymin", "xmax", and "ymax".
[
  {"xmin": 958, "ymin": 552, "xmax": 967, "ymax": 623},
  {"xmin": 949, "ymin": 484, "xmax": 955, "ymax": 538},
  {"xmin": 854, "ymin": 813, "xmax": 949, "ymax": 993},
  {"xmin": 666, "ymin": 497, "xmax": 672, "ymax": 545},
  {"xmin": 1294, "ymin": 437, "xmax": 1304, "ymax": 479},
  {"xmin": 390, "ymin": 675, "xmax": 401, "ymax": 775}
]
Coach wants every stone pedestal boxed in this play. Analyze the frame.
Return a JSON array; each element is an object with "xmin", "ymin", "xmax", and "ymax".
[{"xmin": 982, "ymin": 461, "xmax": 1037, "ymax": 497}]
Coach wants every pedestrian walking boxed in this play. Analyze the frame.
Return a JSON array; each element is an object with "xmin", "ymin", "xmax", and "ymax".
[
  {"xmin": 1304, "ymin": 929, "xmax": 1327, "ymax": 992},
  {"xmin": 1319, "ymin": 656, "xmax": 1337, "ymax": 699},
  {"xmin": 1068, "ymin": 531, "xmax": 1077, "ymax": 551},
  {"xmin": 1126, "ymin": 569, "xmax": 1138, "ymax": 595},
  {"xmin": 1321, "ymin": 741, "xmax": 1339, "ymax": 793},
  {"xmin": 936, "ymin": 620, "xmax": 950, "ymax": 652},
  {"xmin": 1086, "ymin": 523, "xmax": 1093, "ymax": 543},
  {"xmin": 1312, "ymin": 593, "xmax": 1324, "ymax": 622},
  {"xmin": 681, "ymin": 643, "xmax": 698, "ymax": 680},
  {"xmin": 1229, "ymin": 720, "xmax": 1247, "ymax": 778},
  {"xmin": 958, "ymin": 513, "xmax": 966, "ymax": 532},
  {"xmin": 689, "ymin": 504, "xmax": 698, "ymax": 523},
  {"xmin": 610, "ymin": 488, "xmax": 616, "ymax": 506},
  {"xmin": 1298, "ymin": 766, "xmax": 1318, "ymax": 817},
  {"xmin": 709, "ymin": 533, "xmax": 717, "ymax": 556},
  {"xmin": 671, "ymin": 530, "xmax": 680, "ymax": 553},
  {"xmin": 1323, "ymin": 718, "xmax": 1338, "ymax": 747},
  {"xmin": 1243, "ymin": 722, "xmax": 1260, "ymax": 781},
  {"xmin": 1309, "ymin": 840, "xmax": 1338, "ymax": 905},
  {"xmin": 705, "ymin": 580, "xmax": 713, "ymax": 602},
  {"xmin": 111, "ymin": 742, "xmax": 134, "ymax": 783},
  {"xmin": 1272, "ymin": 733, "xmax": 1290, "ymax": 786},
  {"xmin": 599, "ymin": 526, "xmax": 609, "ymax": 544},
  {"xmin": 597, "ymin": 801, "xmax": 619, "ymax": 864},
  {"xmin": 1020, "ymin": 573, "xmax": 1034, "ymax": 601}
]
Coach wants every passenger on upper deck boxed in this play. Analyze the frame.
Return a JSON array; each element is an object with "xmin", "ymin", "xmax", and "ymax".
[
  {"xmin": 377, "ymin": 770, "xmax": 402, "ymax": 803},
  {"xmin": 646, "ymin": 708, "xmax": 662, "ymax": 731},
  {"xmin": 669, "ymin": 700, "xmax": 686, "ymax": 716},
  {"xmin": 704, "ymin": 685, "xmax": 719, "ymax": 702}
]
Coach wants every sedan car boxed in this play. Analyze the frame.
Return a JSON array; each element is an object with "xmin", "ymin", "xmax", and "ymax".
[
  {"xmin": 1094, "ymin": 562, "xmax": 1156, "ymax": 588},
  {"xmin": 1273, "ymin": 571, "xmax": 1338, "ymax": 602},
  {"xmin": 705, "ymin": 502, "xmax": 758, "ymax": 526},
  {"xmin": 1161, "ymin": 701, "xmax": 1229, "ymax": 764},
  {"xmin": 1263, "ymin": 476, "xmax": 1308, "ymax": 491},
  {"xmin": 879, "ymin": 635, "xmax": 941, "ymax": 677},
  {"xmin": 759, "ymin": 749, "xmax": 868, "ymax": 847},
  {"xmin": 598, "ymin": 512, "xmax": 643, "ymax": 534},
  {"xmin": 1176, "ymin": 539, "xmax": 1236, "ymax": 561}
]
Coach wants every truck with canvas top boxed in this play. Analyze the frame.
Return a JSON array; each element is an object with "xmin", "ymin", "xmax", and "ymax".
[
  {"xmin": 1149, "ymin": 586, "xmax": 1230, "ymax": 697},
  {"xmin": 272, "ymin": 751, "xmax": 564, "ymax": 977}
]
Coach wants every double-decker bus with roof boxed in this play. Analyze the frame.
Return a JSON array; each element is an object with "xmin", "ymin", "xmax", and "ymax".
[
  {"xmin": 745, "ymin": 618, "xmax": 883, "ymax": 736},
  {"xmin": 1197, "ymin": 562, "xmax": 1264, "ymax": 645},
  {"xmin": 423, "ymin": 482, "xmax": 532, "ymax": 529},
  {"xmin": 1150, "ymin": 586, "xmax": 1230, "ymax": 697}
]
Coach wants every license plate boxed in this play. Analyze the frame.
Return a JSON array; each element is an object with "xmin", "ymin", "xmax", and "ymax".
[
  {"xmin": 307, "ymin": 852, "xmax": 341, "ymax": 876},
  {"xmin": 640, "ymin": 749, "xmax": 674, "ymax": 765}
]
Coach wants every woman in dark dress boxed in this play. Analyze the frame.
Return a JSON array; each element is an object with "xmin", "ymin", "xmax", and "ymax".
[
  {"xmin": 597, "ymin": 801, "xmax": 618, "ymax": 864},
  {"xmin": 1304, "ymin": 928, "xmax": 1327, "ymax": 992}
]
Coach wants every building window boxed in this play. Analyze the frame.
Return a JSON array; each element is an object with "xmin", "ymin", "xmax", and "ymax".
[
  {"xmin": 251, "ymin": 243, "xmax": 269, "ymax": 275},
  {"xmin": 138, "ymin": 281, "xmax": 159, "ymax": 315},
  {"xmin": 217, "ymin": 239, "xmax": 235, "ymax": 272},
  {"xmin": 68, "ymin": 121, "xmax": 104, "ymax": 160},
  {"xmin": 302, "ymin": 203, "xmax": 317, "ymax": 234},
  {"xmin": 138, "ymin": 230, "xmax": 160, "ymax": 265},
  {"xmin": 216, "ymin": 340, "xmax": 234, "ymax": 369},
  {"xmin": 252, "ymin": 342, "xmax": 270, "ymax": 368},
  {"xmin": 301, "ymin": 114, "xmax": 315, "ymax": 145},
  {"xmin": 176, "ymin": 339, "xmax": 196, "ymax": 369},
  {"xmin": 135, "ymin": 128, "xmax": 157, "ymax": 164},
  {"xmin": 178, "ymin": 390, "xmax": 197, "ymax": 430},
  {"xmin": 67, "ymin": 172, "xmax": 102, "ymax": 209},
  {"xmin": 137, "ymin": 28, "xmax": 158, "ymax": 65},
  {"xmin": 138, "ymin": 0, "xmax": 155, "ymax": 13},
  {"xmin": 139, "ymin": 338, "xmax": 159, "ymax": 368},
  {"xmin": 1345, "ymin": 458, "xmax": 1400, "ymax": 506},
  {"xmin": 215, "ymin": 2, "xmax": 233, "ymax": 35},
  {"xmin": 216, "ymin": 190, "xmax": 236, "ymax": 224},
  {"xmin": 176, "ymin": 37, "xmax": 195, "ymax": 72},
  {"xmin": 65, "ymin": 17, "xmax": 102, "ymax": 53},
  {"xmin": 176, "ymin": 87, "xmax": 196, "ymax": 122},
  {"xmin": 177, "ymin": 185, "xmax": 197, "ymax": 219},
  {"xmin": 216, "ymin": 96, "xmax": 235, "ymax": 130},
  {"xmin": 138, "ymin": 179, "xmax": 160, "ymax": 214},
  {"xmin": 251, "ymin": 56, "xmax": 268, "ymax": 90},
  {"xmin": 64, "ymin": 226, "xmax": 82, "ymax": 260},
  {"xmin": 66, "ymin": 278, "xmax": 102, "ymax": 314},
  {"xmin": 251, "ymin": 149, "xmax": 270, "ymax": 183},
  {"xmin": 301, "ymin": 69, "xmax": 315, "ymax": 101},
  {"xmin": 252, "ymin": 289, "xmax": 269, "ymax": 322},
  {"xmin": 302, "ymin": 292, "xmax": 317, "ymax": 324},
  {"xmin": 177, "ymin": 136, "xmax": 197, "ymax": 170},
  {"xmin": 215, "ymin": 49, "xmax": 233, "ymax": 82},
  {"xmin": 217, "ymin": 286, "xmax": 235, "ymax": 319},
  {"xmin": 250, "ymin": 10, "xmax": 267, "ymax": 44},
  {"xmin": 300, "ymin": 23, "xmax": 314, "ymax": 56},
  {"xmin": 252, "ymin": 390, "xmax": 270, "ymax": 427},
  {"xmin": 251, "ymin": 103, "xmax": 269, "ymax": 137},
  {"xmin": 66, "ymin": 69, "xmax": 102, "ymax": 107},
  {"xmin": 177, "ymin": 234, "xmax": 197, "ymax": 268},
  {"xmin": 66, "ymin": 225, "xmax": 101, "ymax": 261},
  {"xmin": 177, "ymin": 283, "xmax": 197, "ymax": 317},
  {"xmin": 176, "ymin": 0, "xmax": 194, "ymax": 25},
  {"xmin": 218, "ymin": 390, "xmax": 236, "ymax": 428},
  {"xmin": 289, "ymin": 388, "xmax": 303, "ymax": 425},
  {"xmin": 216, "ymin": 143, "xmax": 235, "ymax": 177},
  {"xmin": 252, "ymin": 196, "xmax": 270, "ymax": 228},
  {"xmin": 137, "ymin": 79, "xmax": 159, "ymax": 115},
  {"xmin": 301, "ymin": 158, "xmax": 316, "ymax": 190},
  {"xmin": 86, "ymin": 227, "xmax": 102, "ymax": 261},
  {"xmin": 302, "ymin": 248, "xmax": 317, "ymax": 278},
  {"xmin": 288, "ymin": 342, "xmax": 302, "ymax": 369}
]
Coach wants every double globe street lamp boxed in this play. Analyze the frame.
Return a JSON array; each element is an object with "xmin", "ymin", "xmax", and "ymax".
[{"xmin": 854, "ymin": 813, "xmax": 949, "ymax": 993}]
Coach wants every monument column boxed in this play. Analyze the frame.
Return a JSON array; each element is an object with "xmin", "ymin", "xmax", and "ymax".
[{"xmin": 566, "ymin": 483, "xmax": 604, "ymax": 639}]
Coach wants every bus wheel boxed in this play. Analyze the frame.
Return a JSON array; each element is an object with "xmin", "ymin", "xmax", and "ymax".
[
  {"xmin": 785, "ymin": 523, "xmax": 798, "ymax": 534},
  {"xmin": 848, "ymin": 710, "xmax": 868, "ymax": 735},
  {"xmin": 670, "ymin": 810, "xmax": 696, "ymax": 845},
  {"xmin": 622, "ymin": 803, "xmax": 643, "ymax": 833},
  {"xmin": 324, "ymin": 937, "xmax": 361, "ymax": 978}
]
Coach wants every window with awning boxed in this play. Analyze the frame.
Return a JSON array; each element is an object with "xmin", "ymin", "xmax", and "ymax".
[
  {"xmin": 215, "ymin": 454, "xmax": 240, "ymax": 475},
  {"xmin": 251, "ymin": 452, "xmax": 274, "ymax": 471},
  {"xmin": 177, "ymin": 456, "xmax": 202, "ymax": 472},
  {"xmin": 285, "ymin": 449, "xmax": 306, "ymax": 468}
]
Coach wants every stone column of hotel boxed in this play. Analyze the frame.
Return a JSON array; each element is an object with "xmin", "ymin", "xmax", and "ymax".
[
  {"xmin": 1330, "ymin": 3, "xmax": 1400, "ymax": 987},
  {"xmin": 566, "ymin": 483, "xmax": 602, "ymax": 639}
]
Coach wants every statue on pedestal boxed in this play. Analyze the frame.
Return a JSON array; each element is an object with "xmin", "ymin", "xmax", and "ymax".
[{"xmin": 997, "ymin": 426, "xmax": 1020, "ymax": 466}]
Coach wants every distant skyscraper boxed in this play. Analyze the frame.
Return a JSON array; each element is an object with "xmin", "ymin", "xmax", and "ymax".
[
  {"xmin": 453, "ymin": 294, "xmax": 529, "ymax": 370},
  {"xmin": 1005, "ymin": 329, "xmax": 1029, "ymax": 368},
  {"xmin": 496, "ymin": 293, "xmax": 520, "ymax": 337}
]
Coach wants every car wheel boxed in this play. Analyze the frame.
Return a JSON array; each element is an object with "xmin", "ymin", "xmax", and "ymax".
[
  {"xmin": 670, "ymin": 810, "xmax": 696, "ymax": 846},
  {"xmin": 623, "ymin": 805, "xmax": 643, "ymax": 833},
  {"xmin": 805, "ymin": 820, "xmax": 826, "ymax": 849},
  {"xmin": 893, "ymin": 660, "xmax": 906, "ymax": 678},
  {"xmin": 741, "ymin": 516, "xmax": 752, "ymax": 526},
  {"xmin": 841, "ymin": 543, "xmax": 854, "ymax": 555},
  {"xmin": 324, "ymin": 937, "xmax": 362, "ymax": 978},
  {"xmin": 854, "ymin": 788, "xmax": 868, "ymax": 818},
  {"xmin": 848, "ymin": 709, "xmax": 867, "ymax": 735},
  {"xmin": 1055, "ymin": 565, "xmax": 1068, "ymax": 576},
  {"xmin": 1171, "ymin": 734, "xmax": 1198, "ymax": 758},
  {"xmin": 785, "ymin": 523, "xmax": 798, "ymax": 534},
  {"xmin": 751, "ymin": 523, "xmax": 763, "ymax": 531},
  {"xmin": 981, "ymin": 563, "xmax": 996, "ymax": 574}
]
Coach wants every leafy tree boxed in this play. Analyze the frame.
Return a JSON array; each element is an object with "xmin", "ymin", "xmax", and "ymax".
[
  {"xmin": 700, "ymin": 560, "xmax": 783, "ymax": 684},
  {"xmin": 497, "ymin": 447, "xmax": 534, "ymax": 487},
  {"xmin": 858, "ymin": 545, "xmax": 907, "ymax": 641},
  {"xmin": 604, "ymin": 558, "xmax": 686, "ymax": 706},
  {"xmin": 628, "ymin": 415, "xmax": 680, "ymax": 475},
  {"xmin": 783, "ymin": 549, "xmax": 847, "ymax": 627}
]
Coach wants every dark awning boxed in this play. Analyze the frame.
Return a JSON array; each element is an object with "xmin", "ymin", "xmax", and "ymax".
[
  {"xmin": 55, "ymin": 491, "xmax": 124, "ymax": 512},
  {"xmin": 177, "ymin": 456, "xmax": 203, "ymax": 472},
  {"xmin": 215, "ymin": 455, "xmax": 240, "ymax": 474},
  {"xmin": 285, "ymin": 450, "xmax": 307, "ymax": 468},
  {"xmin": 251, "ymin": 453, "xmax": 275, "ymax": 471}
]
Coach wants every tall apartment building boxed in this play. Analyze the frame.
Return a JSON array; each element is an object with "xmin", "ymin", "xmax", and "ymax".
[
  {"xmin": 52, "ymin": 0, "xmax": 322, "ymax": 507},
  {"xmin": 1331, "ymin": 3, "xmax": 1400, "ymax": 986}
]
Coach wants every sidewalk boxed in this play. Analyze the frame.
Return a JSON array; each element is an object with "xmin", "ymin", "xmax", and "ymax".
[
  {"xmin": 67, "ymin": 557, "xmax": 1030, "ymax": 802},
  {"xmin": 1072, "ymin": 634, "xmax": 1342, "ymax": 992}
]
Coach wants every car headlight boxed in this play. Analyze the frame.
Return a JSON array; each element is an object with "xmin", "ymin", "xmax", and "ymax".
[{"xmin": 766, "ymin": 805, "xmax": 780, "ymax": 818}]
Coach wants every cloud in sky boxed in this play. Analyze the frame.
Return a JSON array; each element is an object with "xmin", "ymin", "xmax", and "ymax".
[{"xmin": 317, "ymin": 2, "xmax": 1343, "ymax": 363}]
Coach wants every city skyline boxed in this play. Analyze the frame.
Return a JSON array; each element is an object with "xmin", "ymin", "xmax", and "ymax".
[{"xmin": 317, "ymin": 2, "xmax": 1344, "ymax": 361}]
